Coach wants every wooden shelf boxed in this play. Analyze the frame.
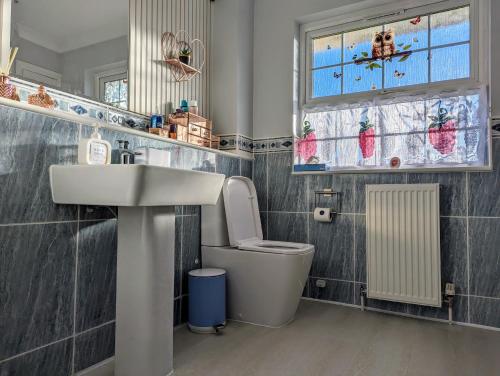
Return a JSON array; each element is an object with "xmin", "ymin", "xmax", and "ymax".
[{"xmin": 165, "ymin": 59, "xmax": 201, "ymax": 81}]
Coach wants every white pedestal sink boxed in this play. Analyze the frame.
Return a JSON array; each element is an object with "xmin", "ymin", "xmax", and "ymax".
[{"xmin": 50, "ymin": 165, "xmax": 225, "ymax": 376}]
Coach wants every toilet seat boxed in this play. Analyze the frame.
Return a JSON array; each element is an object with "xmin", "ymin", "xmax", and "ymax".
[
  {"xmin": 222, "ymin": 177, "xmax": 313, "ymax": 254},
  {"xmin": 238, "ymin": 239, "xmax": 314, "ymax": 255}
]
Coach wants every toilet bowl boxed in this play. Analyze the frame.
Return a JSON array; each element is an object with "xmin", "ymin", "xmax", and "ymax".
[{"xmin": 201, "ymin": 176, "xmax": 314, "ymax": 327}]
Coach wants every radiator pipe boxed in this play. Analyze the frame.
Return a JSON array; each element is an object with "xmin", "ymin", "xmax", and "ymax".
[
  {"xmin": 360, "ymin": 286, "xmax": 367, "ymax": 311},
  {"xmin": 444, "ymin": 295, "xmax": 454, "ymax": 324}
]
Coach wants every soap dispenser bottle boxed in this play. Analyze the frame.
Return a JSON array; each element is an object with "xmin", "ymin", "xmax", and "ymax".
[{"xmin": 78, "ymin": 126, "xmax": 112, "ymax": 165}]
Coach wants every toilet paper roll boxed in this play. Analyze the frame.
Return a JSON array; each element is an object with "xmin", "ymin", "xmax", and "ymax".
[{"xmin": 314, "ymin": 207, "xmax": 332, "ymax": 223}]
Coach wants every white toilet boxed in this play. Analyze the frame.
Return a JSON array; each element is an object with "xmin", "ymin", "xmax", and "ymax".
[{"xmin": 201, "ymin": 176, "xmax": 314, "ymax": 328}]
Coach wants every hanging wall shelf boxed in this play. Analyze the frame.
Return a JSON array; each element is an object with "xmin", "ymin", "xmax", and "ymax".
[{"xmin": 162, "ymin": 31, "xmax": 205, "ymax": 82}]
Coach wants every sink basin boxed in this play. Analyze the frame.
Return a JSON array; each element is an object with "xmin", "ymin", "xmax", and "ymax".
[
  {"xmin": 49, "ymin": 163, "xmax": 226, "ymax": 376},
  {"xmin": 50, "ymin": 164, "xmax": 225, "ymax": 206}
]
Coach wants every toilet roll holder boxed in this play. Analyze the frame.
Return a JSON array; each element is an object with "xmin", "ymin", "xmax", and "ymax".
[{"xmin": 314, "ymin": 189, "xmax": 339, "ymax": 216}]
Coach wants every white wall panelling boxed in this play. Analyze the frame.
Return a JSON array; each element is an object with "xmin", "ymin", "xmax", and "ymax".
[{"xmin": 129, "ymin": 0, "xmax": 212, "ymax": 117}]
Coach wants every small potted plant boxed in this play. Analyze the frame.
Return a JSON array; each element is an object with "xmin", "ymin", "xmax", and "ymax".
[{"xmin": 178, "ymin": 41, "xmax": 192, "ymax": 65}]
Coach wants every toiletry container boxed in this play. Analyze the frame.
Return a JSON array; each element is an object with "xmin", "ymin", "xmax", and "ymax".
[
  {"xmin": 78, "ymin": 127, "xmax": 111, "ymax": 165},
  {"xmin": 189, "ymin": 100, "xmax": 199, "ymax": 115},
  {"xmin": 188, "ymin": 268, "xmax": 226, "ymax": 333},
  {"xmin": 134, "ymin": 147, "xmax": 171, "ymax": 167}
]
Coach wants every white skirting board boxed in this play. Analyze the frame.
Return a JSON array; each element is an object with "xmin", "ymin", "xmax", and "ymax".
[
  {"xmin": 75, "ymin": 358, "xmax": 114, "ymax": 376},
  {"xmin": 76, "ymin": 358, "xmax": 174, "ymax": 376}
]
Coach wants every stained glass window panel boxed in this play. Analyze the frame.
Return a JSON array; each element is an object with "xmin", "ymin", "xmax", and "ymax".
[
  {"xmin": 431, "ymin": 44, "xmax": 470, "ymax": 82},
  {"xmin": 430, "ymin": 7, "xmax": 470, "ymax": 46},
  {"xmin": 343, "ymin": 26, "xmax": 380, "ymax": 63},
  {"xmin": 343, "ymin": 62, "xmax": 382, "ymax": 94},
  {"xmin": 385, "ymin": 15, "xmax": 429, "ymax": 52},
  {"xmin": 313, "ymin": 34, "xmax": 342, "ymax": 68},
  {"xmin": 312, "ymin": 67, "xmax": 342, "ymax": 98},
  {"xmin": 384, "ymin": 50, "xmax": 429, "ymax": 88},
  {"xmin": 309, "ymin": 6, "xmax": 471, "ymax": 101}
]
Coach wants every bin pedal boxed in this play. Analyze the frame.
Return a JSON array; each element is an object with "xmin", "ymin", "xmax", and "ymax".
[{"xmin": 213, "ymin": 324, "xmax": 225, "ymax": 335}]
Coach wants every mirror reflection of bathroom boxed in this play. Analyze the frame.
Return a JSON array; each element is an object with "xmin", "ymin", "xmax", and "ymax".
[{"xmin": 10, "ymin": 0, "xmax": 129, "ymax": 109}]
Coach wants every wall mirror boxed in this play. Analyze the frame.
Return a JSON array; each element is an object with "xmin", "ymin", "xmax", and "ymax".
[{"xmin": 9, "ymin": 0, "xmax": 129, "ymax": 110}]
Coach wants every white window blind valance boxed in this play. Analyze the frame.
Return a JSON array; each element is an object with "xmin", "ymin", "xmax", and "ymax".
[{"xmin": 294, "ymin": 86, "xmax": 490, "ymax": 173}]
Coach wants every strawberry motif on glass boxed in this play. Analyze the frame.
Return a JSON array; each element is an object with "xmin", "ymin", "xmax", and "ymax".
[
  {"xmin": 428, "ymin": 101, "xmax": 457, "ymax": 155},
  {"xmin": 359, "ymin": 114, "xmax": 375, "ymax": 159},
  {"xmin": 296, "ymin": 120, "xmax": 318, "ymax": 164}
]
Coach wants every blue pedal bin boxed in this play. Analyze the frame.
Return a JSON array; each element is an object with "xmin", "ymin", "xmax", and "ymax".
[{"xmin": 188, "ymin": 268, "xmax": 226, "ymax": 333}]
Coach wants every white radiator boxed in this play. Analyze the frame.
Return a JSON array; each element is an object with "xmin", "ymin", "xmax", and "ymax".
[{"xmin": 366, "ymin": 184, "xmax": 441, "ymax": 307}]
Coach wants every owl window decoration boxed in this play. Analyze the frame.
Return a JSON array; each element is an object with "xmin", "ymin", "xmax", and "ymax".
[
  {"xmin": 296, "ymin": 4, "xmax": 491, "ymax": 173},
  {"xmin": 309, "ymin": 6, "xmax": 471, "ymax": 98}
]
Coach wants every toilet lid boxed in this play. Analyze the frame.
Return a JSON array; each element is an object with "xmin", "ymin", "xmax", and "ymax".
[{"xmin": 222, "ymin": 176, "xmax": 263, "ymax": 247}]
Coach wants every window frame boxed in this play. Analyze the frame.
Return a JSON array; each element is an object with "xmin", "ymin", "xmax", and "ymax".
[
  {"xmin": 300, "ymin": 0, "xmax": 488, "ymax": 108},
  {"xmin": 98, "ymin": 71, "xmax": 128, "ymax": 110}
]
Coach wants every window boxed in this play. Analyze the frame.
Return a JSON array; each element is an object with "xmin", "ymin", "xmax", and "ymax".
[
  {"xmin": 295, "ymin": 0, "xmax": 491, "ymax": 173},
  {"xmin": 99, "ymin": 72, "xmax": 128, "ymax": 110}
]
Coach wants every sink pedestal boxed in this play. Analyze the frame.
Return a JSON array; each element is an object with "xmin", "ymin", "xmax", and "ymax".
[
  {"xmin": 115, "ymin": 206, "xmax": 175, "ymax": 376},
  {"xmin": 49, "ymin": 164, "xmax": 226, "ymax": 376}
]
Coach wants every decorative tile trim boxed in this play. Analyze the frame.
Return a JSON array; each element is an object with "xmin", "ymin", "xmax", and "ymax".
[
  {"xmin": 218, "ymin": 134, "xmax": 253, "ymax": 153},
  {"xmin": 11, "ymin": 77, "xmax": 150, "ymax": 130},
  {"xmin": 218, "ymin": 134, "xmax": 238, "ymax": 151},
  {"xmin": 253, "ymin": 137, "xmax": 293, "ymax": 153}
]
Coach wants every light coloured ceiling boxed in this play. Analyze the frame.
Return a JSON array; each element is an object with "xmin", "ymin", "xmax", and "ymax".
[{"xmin": 12, "ymin": 0, "xmax": 128, "ymax": 53}]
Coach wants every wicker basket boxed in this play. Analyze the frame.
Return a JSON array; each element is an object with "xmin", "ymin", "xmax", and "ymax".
[
  {"xmin": 0, "ymin": 75, "xmax": 15, "ymax": 99},
  {"xmin": 28, "ymin": 85, "xmax": 55, "ymax": 109}
]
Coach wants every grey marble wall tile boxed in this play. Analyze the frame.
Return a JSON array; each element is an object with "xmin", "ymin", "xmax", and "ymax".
[
  {"xmin": 469, "ymin": 138, "xmax": 500, "ymax": 217},
  {"xmin": 216, "ymin": 155, "xmax": 240, "ymax": 177},
  {"xmin": 183, "ymin": 206, "xmax": 201, "ymax": 216},
  {"xmin": 307, "ymin": 278, "xmax": 354, "ymax": 305},
  {"xmin": 309, "ymin": 174, "xmax": 355, "ymax": 213},
  {"xmin": 253, "ymin": 154, "xmax": 268, "ymax": 212},
  {"xmin": 354, "ymin": 283, "xmax": 409, "ymax": 314},
  {"xmin": 267, "ymin": 212, "xmax": 308, "ymax": 243},
  {"xmin": 175, "ymin": 216, "xmax": 182, "ymax": 298},
  {"xmin": 0, "ymin": 108, "xmax": 79, "ymax": 224},
  {"xmin": 0, "ymin": 339, "xmax": 72, "ymax": 376},
  {"xmin": 79, "ymin": 206, "xmax": 117, "ymax": 221},
  {"xmin": 440, "ymin": 217, "xmax": 468, "ymax": 295},
  {"xmin": 309, "ymin": 214, "xmax": 354, "ymax": 281},
  {"xmin": 469, "ymin": 218, "xmax": 500, "ymax": 298},
  {"xmin": 268, "ymin": 152, "xmax": 308, "ymax": 212},
  {"xmin": 183, "ymin": 148, "xmax": 216, "ymax": 172},
  {"xmin": 181, "ymin": 215, "xmax": 201, "ymax": 295},
  {"xmin": 354, "ymin": 215, "xmax": 366, "ymax": 283},
  {"xmin": 355, "ymin": 173, "xmax": 406, "ymax": 213},
  {"xmin": 260, "ymin": 212, "xmax": 268, "ymax": 240},
  {"xmin": 407, "ymin": 295, "xmax": 467, "ymax": 323},
  {"xmin": 241, "ymin": 159, "xmax": 253, "ymax": 179},
  {"xmin": 0, "ymin": 223, "xmax": 76, "ymax": 360},
  {"xmin": 181, "ymin": 295, "xmax": 189, "ymax": 324},
  {"xmin": 76, "ymin": 220, "xmax": 117, "ymax": 332},
  {"xmin": 74, "ymin": 322, "xmax": 115, "ymax": 373},
  {"xmin": 469, "ymin": 296, "xmax": 500, "ymax": 328},
  {"xmin": 174, "ymin": 298, "xmax": 182, "ymax": 327},
  {"xmin": 407, "ymin": 172, "xmax": 467, "ymax": 216}
]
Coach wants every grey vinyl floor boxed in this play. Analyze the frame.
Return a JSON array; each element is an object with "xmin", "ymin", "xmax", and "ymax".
[{"xmin": 173, "ymin": 300, "xmax": 500, "ymax": 376}]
